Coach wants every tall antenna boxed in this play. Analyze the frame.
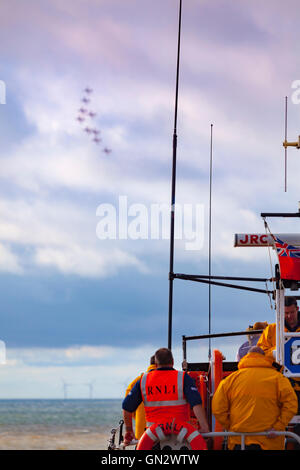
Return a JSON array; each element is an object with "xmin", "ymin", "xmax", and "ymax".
[
  {"xmin": 168, "ymin": 0, "xmax": 182, "ymax": 350},
  {"xmin": 208, "ymin": 124, "xmax": 213, "ymax": 360},
  {"xmin": 284, "ymin": 96, "xmax": 288, "ymax": 192},
  {"xmin": 282, "ymin": 95, "xmax": 300, "ymax": 192}
]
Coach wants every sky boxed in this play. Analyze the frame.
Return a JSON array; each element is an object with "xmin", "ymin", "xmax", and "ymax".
[{"xmin": 0, "ymin": 0, "xmax": 300, "ymax": 399}]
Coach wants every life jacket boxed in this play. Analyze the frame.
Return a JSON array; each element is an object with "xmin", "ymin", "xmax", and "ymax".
[{"xmin": 140, "ymin": 369, "xmax": 189, "ymax": 426}]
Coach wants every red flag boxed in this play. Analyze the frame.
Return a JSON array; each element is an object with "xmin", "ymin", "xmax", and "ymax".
[{"xmin": 274, "ymin": 237, "xmax": 300, "ymax": 281}]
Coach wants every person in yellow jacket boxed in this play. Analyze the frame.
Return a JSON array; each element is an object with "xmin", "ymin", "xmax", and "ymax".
[
  {"xmin": 124, "ymin": 356, "xmax": 156, "ymax": 441},
  {"xmin": 257, "ymin": 296, "xmax": 300, "ymax": 360},
  {"xmin": 257, "ymin": 295, "xmax": 300, "ymax": 446},
  {"xmin": 212, "ymin": 347, "xmax": 298, "ymax": 450}
]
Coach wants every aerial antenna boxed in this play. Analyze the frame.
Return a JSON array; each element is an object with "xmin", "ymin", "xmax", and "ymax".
[
  {"xmin": 283, "ymin": 95, "xmax": 300, "ymax": 192},
  {"xmin": 284, "ymin": 96, "xmax": 288, "ymax": 192},
  {"xmin": 168, "ymin": 0, "xmax": 182, "ymax": 350},
  {"xmin": 208, "ymin": 124, "xmax": 213, "ymax": 360}
]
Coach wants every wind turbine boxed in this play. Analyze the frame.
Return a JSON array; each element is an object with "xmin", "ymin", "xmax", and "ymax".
[
  {"xmin": 84, "ymin": 380, "xmax": 96, "ymax": 399},
  {"xmin": 61, "ymin": 379, "xmax": 73, "ymax": 399}
]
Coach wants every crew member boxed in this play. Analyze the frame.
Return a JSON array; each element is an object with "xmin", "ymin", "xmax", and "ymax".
[
  {"xmin": 124, "ymin": 356, "xmax": 156, "ymax": 440},
  {"xmin": 257, "ymin": 295, "xmax": 300, "ymax": 444},
  {"xmin": 212, "ymin": 346, "xmax": 298, "ymax": 450},
  {"xmin": 236, "ymin": 322, "xmax": 268, "ymax": 361},
  {"xmin": 122, "ymin": 347, "xmax": 209, "ymax": 446},
  {"xmin": 257, "ymin": 296, "xmax": 300, "ymax": 358}
]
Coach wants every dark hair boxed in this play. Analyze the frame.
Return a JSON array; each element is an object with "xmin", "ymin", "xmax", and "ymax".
[
  {"xmin": 154, "ymin": 348, "xmax": 174, "ymax": 366},
  {"xmin": 285, "ymin": 296, "xmax": 298, "ymax": 308},
  {"xmin": 150, "ymin": 355, "xmax": 156, "ymax": 365}
]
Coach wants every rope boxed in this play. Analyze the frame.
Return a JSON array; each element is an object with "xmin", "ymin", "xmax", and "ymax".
[{"xmin": 263, "ymin": 217, "xmax": 276, "ymax": 310}]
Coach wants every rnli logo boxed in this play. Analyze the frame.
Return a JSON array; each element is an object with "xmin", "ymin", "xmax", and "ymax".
[
  {"xmin": 147, "ymin": 385, "xmax": 176, "ymax": 395},
  {"xmin": 157, "ymin": 421, "xmax": 183, "ymax": 433}
]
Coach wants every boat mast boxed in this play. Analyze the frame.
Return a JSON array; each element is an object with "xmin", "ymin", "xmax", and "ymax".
[{"xmin": 168, "ymin": 0, "xmax": 182, "ymax": 350}]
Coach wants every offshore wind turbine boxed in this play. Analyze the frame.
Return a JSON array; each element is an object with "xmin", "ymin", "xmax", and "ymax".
[
  {"xmin": 61, "ymin": 378, "xmax": 73, "ymax": 399},
  {"xmin": 84, "ymin": 380, "xmax": 96, "ymax": 399}
]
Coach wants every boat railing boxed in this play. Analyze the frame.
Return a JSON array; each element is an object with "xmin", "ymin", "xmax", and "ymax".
[
  {"xmin": 115, "ymin": 430, "xmax": 300, "ymax": 450},
  {"xmin": 182, "ymin": 329, "xmax": 264, "ymax": 363},
  {"xmin": 201, "ymin": 430, "xmax": 300, "ymax": 449}
]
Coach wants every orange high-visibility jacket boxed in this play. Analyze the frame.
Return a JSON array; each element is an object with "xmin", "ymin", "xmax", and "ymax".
[
  {"xmin": 140, "ymin": 369, "xmax": 189, "ymax": 426},
  {"xmin": 212, "ymin": 352, "xmax": 298, "ymax": 450}
]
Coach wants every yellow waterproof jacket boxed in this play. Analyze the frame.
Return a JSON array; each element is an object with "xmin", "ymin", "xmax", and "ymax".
[
  {"xmin": 256, "ymin": 323, "xmax": 300, "ymax": 357},
  {"xmin": 125, "ymin": 364, "xmax": 156, "ymax": 439},
  {"xmin": 257, "ymin": 323, "xmax": 300, "ymax": 391},
  {"xmin": 212, "ymin": 352, "xmax": 298, "ymax": 450},
  {"xmin": 256, "ymin": 323, "xmax": 276, "ymax": 358},
  {"xmin": 257, "ymin": 322, "xmax": 300, "ymax": 358}
]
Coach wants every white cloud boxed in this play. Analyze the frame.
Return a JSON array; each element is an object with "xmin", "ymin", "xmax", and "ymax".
[
  {"xmin": 0, "ymin": 242, "xmax": 23, "ymax": 274},
  {"xmin": 34, "ymin": 244, "xmax": 146, "ymax": 278},
  {"xmin": 64, "ymin": 345, "xmax": 113, "ymax": 360},
  {"xmin": 1, "ymin": 341, "xmax": 242, "ymax": 399},
  {"xmin": 0, "ymin": 194, "xmax": 151, "ymax": 278}
]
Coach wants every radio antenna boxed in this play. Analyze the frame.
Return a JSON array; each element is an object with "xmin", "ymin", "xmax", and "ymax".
[
  {"xmin": 284, "ymin": 96, "xmax": 288, "ymax": 192},
  {"xmin": 168, "ymin": 0, "xmax": 182, "ymax": 350},
  {"xmin": 283, "ymin": 95, "xmax": 300, "ymax": 192},
  {"xmin": 208, "ymin": 124, "xmax": 213, "ymax": 360}
]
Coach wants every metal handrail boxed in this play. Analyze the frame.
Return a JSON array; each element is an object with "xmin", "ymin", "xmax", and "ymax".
[
  {"xmin": 118, "ymin": 431, "xmax": 300, "ymax": 450},
  {"xmin": 201, "ymin": 431, "xmax": 300, "ymax": 450}
]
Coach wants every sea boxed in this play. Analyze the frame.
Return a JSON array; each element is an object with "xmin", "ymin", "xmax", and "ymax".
[{"xmin": 0, "ymin": 399, "xmax": 123, "ymax": 450}]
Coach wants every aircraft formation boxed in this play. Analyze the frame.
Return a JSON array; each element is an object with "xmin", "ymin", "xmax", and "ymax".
[{"xmin": 75, "ymin": 87, "xmax": 112, "ymax": 154}]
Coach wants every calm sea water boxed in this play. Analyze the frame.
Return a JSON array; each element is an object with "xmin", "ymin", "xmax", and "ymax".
[{"xmin": 0, "ymin": 399, "xmax": 123, "ymax": 435}]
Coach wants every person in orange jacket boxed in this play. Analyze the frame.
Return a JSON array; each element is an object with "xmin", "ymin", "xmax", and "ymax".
[
  {"xmin": 212, "ymin": 346, "xmax": 298, "ymax": 450},
  {"xmin": 122, "ymin": 348, "xmax": 209, "ymax": 446},
  {"xmin": 124, "ymin": 356, "xmax": 156, "ymax": 441}
]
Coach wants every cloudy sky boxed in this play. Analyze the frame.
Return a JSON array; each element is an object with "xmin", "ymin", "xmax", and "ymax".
[{"xmin": 0, "ymin": 0, "xmax": 300, "ymax": 398}]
